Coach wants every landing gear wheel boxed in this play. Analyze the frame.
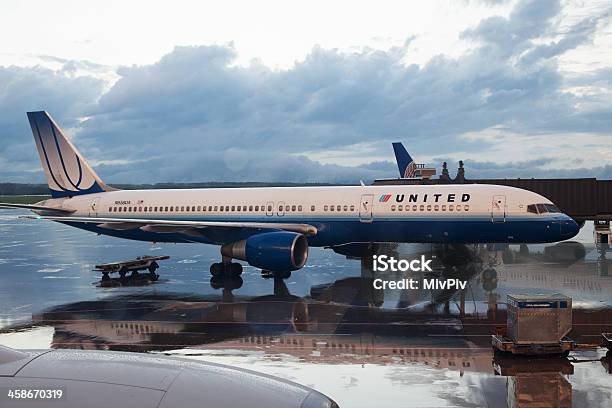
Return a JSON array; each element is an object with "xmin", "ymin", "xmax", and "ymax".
[
  {"xmin": 210, "ymin": 275, "xmax": 243, "ymax": 290},
  {"xmin": 210, "ymin": 262, "xmax": 224, "ymax": 277},
  {"xmin": 230, "ymin": 262, "xmax": 243, "ymax": 276},
  {"xmin": 210, "ymin": 262, "xmax": 242, "ymax": 277}
]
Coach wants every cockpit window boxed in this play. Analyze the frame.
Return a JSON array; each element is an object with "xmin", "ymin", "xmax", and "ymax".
[
  {"xmin": 544, "ymin": 204, "xmax": 560, "ymax": 213},
  {"xmin": 528, "ymin": 203, "xmax": 561, "ymax": 214}
]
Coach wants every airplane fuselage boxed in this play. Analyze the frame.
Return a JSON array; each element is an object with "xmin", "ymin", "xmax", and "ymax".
[{"xmin": 44, "ymin": 183, "xmax": 579, "ymax": 246}]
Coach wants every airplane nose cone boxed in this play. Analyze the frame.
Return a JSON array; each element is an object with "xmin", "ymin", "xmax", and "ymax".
[{"xmin": 560, "ymin": 217, "xmax": 580, "ymax": 239}]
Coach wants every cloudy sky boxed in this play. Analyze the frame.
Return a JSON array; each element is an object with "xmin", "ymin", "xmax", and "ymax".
[{"xmin": 0, "ymin": 0, "xmax": 611, "ymax": 184}]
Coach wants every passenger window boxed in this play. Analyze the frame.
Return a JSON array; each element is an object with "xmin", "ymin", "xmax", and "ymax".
[
  {"xmin": 164, "ymin": 206, "xmax": 168, "ymax": 211},
  {"xmin": 197, "ymin": 206, "xmax": 201, "ymax": 211},
  {"xmin": 442, "ymin": 205, "xmax": 446, "ymax": 211},
  {"xmin": 267, "ymin": 205, "xmax": 272, "ymax": 212},
  {"xmin": 336, "ymin": 205, "xmax": 341, "ymax": 211},
  {"xmin": 330, "ymin": 206, "xmax": 334, "ymax": 212},
  {"xmin": 209, "ymin": 206, "xmax": 213, "ymax": 211},
  {"xmin": 292, "ymin": 205, "xmax": 296, "ymax": 211},
  {"xmin": 179, "ymin": 206, "xmax": 183, "ymax": 211},
  {"xmin": 464, "ymin": 205, "xmax": 469, "ymax": 211},
  {"xmin": 419, "ymin": 205, "xmax": 424, "ymax": 211},
  {"xmin": 186, "ymin": 206, "xmax": 190, "ymax": 212},
  {"xmin": 213, "ymin": 206, "xmax": 218, "ymax": 211},
  {"xmin": 434, "ymin": 205, "xmax": 439, "ymax": 211},
  {"xmin": 242, "ymin": 206, "xmax": 246, "ymax": 211},
  {"xmin": 254, "ymin": 205, "xmax": 259, "ymax": 211},
  {"xmin": 343, "ymin": 205, "xmax": 348, "ymax": 211},
  {"xmin": 456, "ymin": 205, "xmax": 461, "ymax": 211},
  {"xmin": 405, "ymin": 205, "xmax": 410, "ymax": 211},
  {"xmin": 449, "ymin": 205, "xmax": 454, "ymax": 211},
  {"xmin": 230, "ymin": 206, "xmax": 235, "ymax": 211},
  {"xmin": 311, "ymin": 205, "xmax": 316, "ymax": 211},
  {"xmin": 225, "ymin": 206, "xmax": 229, "ymax": 211},
  {"xmin": 249, "ymin": 205, "xmax": 253, "ymax": 211},
  {"xmin": 324, "ymin": 205, "xmax": 328, "ymax": 211},
  {"xmin": 350, "ymin": 205, "xmax": 354, "ymax": 211},
  {"xmin": 279, "ymin": 205, "xmax": 283, "ymax": 211},
  {"xmin": 391, "ymin": 205, "xmax": 396, "ymax": 211},
  {"xmin": 413, "ymin": 205, "xmax": 417, "ymax": 211},
  {"xmin": 128, "ymin": 207, "xmax": 132, "ymax": 212},
  {"xmin": 398, "ymin": 205, "xmax": 402, "ymax": 211},
  {"xmin": 286, "ymin": 205, "xmax": 290, "ymax": 211},
  {"xmin": 236, "ymin": 206, "xmax": 241, "ymax": 212},
  {"xmin": 426, "ymin": 205, "xmax": 431, "ymax": 211},
  {"xmin": 143, "ymin": 207, "xmax": 147, "ymax": 212},
  {"xmin": 109, "ymin": 207, "xmax": 113, "ymax": 212},
  {"xmin": 220, "ymin": 206, "xmax": 224, "ymax": 212},
  {"xmin": 140, "ymin": 207, "xmax": 143, "ymax": 211},
  {"xmin": 298, "ymin": 205, "xmax": 302, "ymax": 211}
]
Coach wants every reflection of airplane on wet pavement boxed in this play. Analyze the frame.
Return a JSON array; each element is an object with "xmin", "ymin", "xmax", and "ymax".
[
  {"xmin": 10, "ymin": 275, "xmax": 609, "ymax": 390},
  {"xmin": 18, "ymin": 243, "xmax": 612, "ymax": 354},
  {"xmin": 0, "ymin": 112, "xmax": 578, "ymax": 280}
]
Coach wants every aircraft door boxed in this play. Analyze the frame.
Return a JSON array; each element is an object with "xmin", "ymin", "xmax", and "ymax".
[
  {"xmin": 491, "ymin": 195, "xmax": 506, "ymax": 222},
  {"xmin": 89, "ymin": 197, "xmax": 100, "ymax": 217},
  {"xmin": 359, "ymin": 194, "xmax": 374, "ymax": 223},
  {"xmin": 266, "ymin": 201, "xmax": 274, "ymax": 216},
  {"xmin": 277, "ymin": 201, "xmax": 285, "ymax": 217}
]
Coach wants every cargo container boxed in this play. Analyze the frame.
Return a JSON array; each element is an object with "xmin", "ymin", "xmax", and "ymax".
[{"xmin": 507, "ymin": 294, "xmax": 572, "ymax": 344}]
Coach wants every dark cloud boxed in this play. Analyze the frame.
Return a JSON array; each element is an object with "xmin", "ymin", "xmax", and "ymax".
[
  {"xmin": 0, "ymin": 65, "xmax": 105, "ymax": 178},
  {"xmin": 0, "ymin": 0, "xmax": 610, "ymax": 184}
]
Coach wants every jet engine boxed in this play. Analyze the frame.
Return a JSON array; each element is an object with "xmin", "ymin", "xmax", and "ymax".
[{"xmin": 221, "ymin": 231, "xmax": 308, "ymax": 272}]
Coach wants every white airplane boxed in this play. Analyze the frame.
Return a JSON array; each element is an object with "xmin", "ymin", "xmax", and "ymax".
[{"xmin": 0, "ymin": 111, "xmax": 579, "ymax": 276}]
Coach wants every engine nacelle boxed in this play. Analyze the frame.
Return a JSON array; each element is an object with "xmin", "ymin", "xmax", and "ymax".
[{"xmin": 221, "ymin": 231, "xmax": 309, "ymax": 272}]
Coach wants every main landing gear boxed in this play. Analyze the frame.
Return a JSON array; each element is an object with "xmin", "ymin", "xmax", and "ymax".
[{"xmin": 210, "ymin": 260, "xmax": 243, "ymax": 277}]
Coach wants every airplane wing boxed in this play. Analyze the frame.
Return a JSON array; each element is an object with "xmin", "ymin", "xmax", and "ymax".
[
  {"xmin": 0, "ymin": 203, "xmax": 75, "ymax": 214},
  {"xmin": 42, "ymin": 216, "xmax": 318, "ymax": 243}
]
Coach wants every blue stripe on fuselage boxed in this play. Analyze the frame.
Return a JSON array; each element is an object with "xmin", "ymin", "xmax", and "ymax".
[{"xmin": 63, "ymin": 215, "xmax": 572, "ymax": 246}]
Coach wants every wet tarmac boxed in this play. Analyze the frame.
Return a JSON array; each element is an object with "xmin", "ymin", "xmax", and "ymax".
[{"xmin": 1, "ymin": 210, "xmax": 611, "ymax": 407}]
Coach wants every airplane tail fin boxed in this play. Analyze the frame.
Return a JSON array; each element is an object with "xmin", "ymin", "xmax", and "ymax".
[
  {"xmin": 392, "ymin": 142, "xmax": 416, "ymax": 178},
  {"xmin": 27, "ymin": 111, "xmax": 114, "ymax": 198}
]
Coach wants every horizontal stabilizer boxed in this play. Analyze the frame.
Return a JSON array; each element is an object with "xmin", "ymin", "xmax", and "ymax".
[{"xmin": 0, "ymin": 203, "xmax": 75, "ymax": 214}]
